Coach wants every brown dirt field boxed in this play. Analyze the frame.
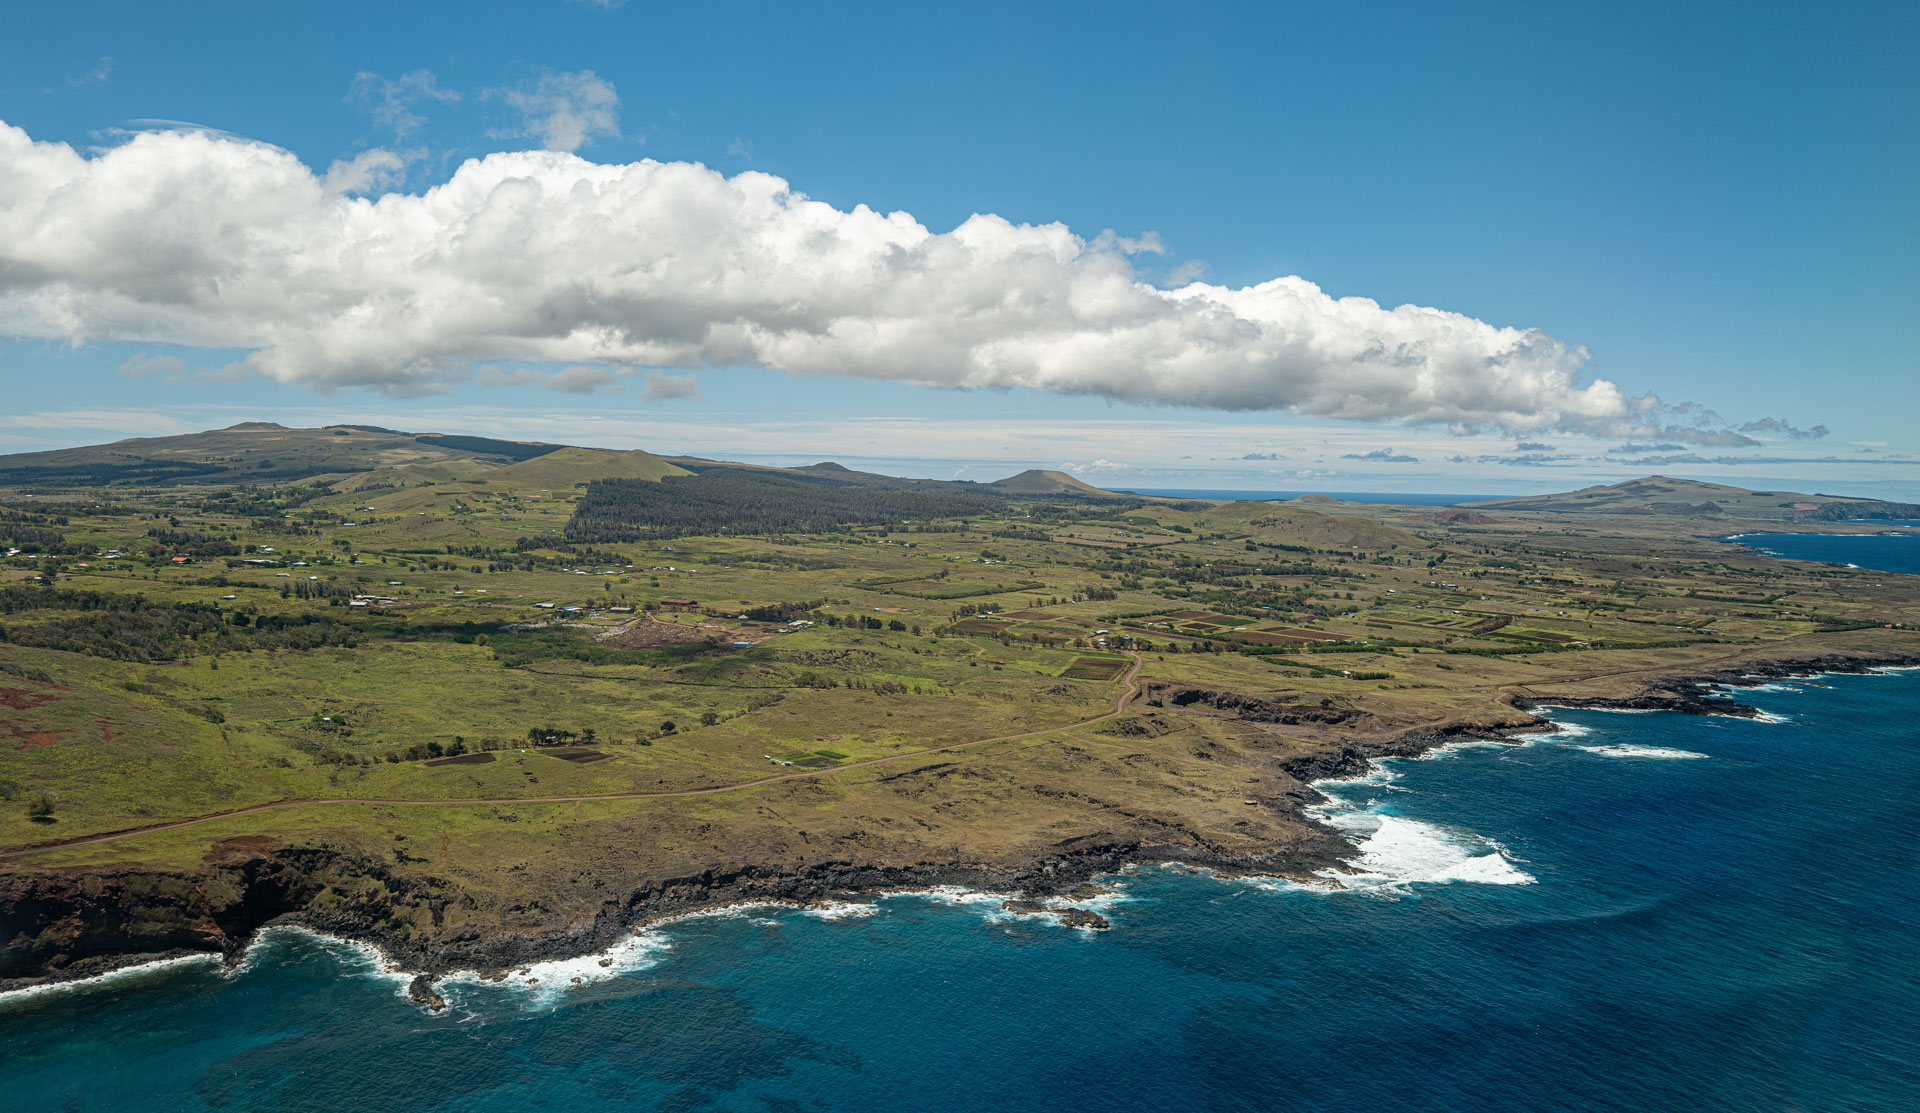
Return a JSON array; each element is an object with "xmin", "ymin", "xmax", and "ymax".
[
  {"xmin": 1231, "ymin": 632, "xmax": 1311, "ymax": 647},
  {"xmin": 1063, "ymin": 657, "xmax": 1126, "ymax": 680},
  {"xmin": 607, "ymin": 619, "xmax": 707, "ymax": 649},
  {"xmin": 544, "ymin": 749, "xmax": 612, "ymax": 764}
]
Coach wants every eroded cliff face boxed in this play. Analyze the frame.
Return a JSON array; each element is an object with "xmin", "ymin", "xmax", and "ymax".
[
  {"xmin": 1, "ymin": 833, "xmax": 1351, "ymax": 989},
  {"xmin": 0, "ymin": 844, "xmax": 456, "ymax": 984}
]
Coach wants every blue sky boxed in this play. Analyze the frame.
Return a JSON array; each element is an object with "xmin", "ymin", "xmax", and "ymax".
[{"xmin": 2, "ymin": 1, "xmax": 1915, "ymax": 497}]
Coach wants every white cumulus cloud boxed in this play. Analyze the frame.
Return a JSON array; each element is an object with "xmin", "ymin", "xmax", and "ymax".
[{"xmin": 0, "ymin": 119, "xmax": 1668, "ymax": 433}]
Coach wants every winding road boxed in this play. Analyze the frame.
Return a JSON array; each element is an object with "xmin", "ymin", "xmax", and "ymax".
[{"xmin": 0, "ymin": 653, "xmax": 1146, "ymax": 861}]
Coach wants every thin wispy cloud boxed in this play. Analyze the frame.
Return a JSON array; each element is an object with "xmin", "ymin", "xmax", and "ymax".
[
  {"xmin": 348, "ymin": 69, "xmax": 459, "ymax": 139},
  {"xmin": 65, "ymin": 56, "xmax": 113, "ymax": 89},
  {"xmin": 486, "ymin": 70, "xmax": 619, "ymax": 152}
]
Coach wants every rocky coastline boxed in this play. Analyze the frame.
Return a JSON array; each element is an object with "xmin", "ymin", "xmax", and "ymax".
[{"xmin": 5, "ymin": 649, "xmax": 1916, "ymax": 998}]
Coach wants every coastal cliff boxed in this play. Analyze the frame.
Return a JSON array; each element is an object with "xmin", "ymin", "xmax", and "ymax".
[{"xmin": 5, "ymin": 649, "xmax": 1915, "ymax": 992}]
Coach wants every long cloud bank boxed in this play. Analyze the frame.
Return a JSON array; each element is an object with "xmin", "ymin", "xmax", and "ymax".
[{"xmin": 2, "ymin": 120, "xmax": 1646, "ymax": 433}]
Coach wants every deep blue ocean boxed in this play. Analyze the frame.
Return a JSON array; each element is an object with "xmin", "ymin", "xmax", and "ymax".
[
  {"xmin": 1725, "ymin": 530, "xmax": 1920, "ymax": 575},
  {"xmin": 1110, "ymin": 489, "xmax": 1498, "ymax": 506},
  {"xmin": 5, "ymin": 537, "xmax": 1918, "ymax": 1112}
]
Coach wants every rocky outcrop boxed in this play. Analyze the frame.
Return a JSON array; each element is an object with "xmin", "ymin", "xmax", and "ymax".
[
  {"xmin": 0, "ymin": 845, "xmax": 458, "ymax": 988},
  {"xmin": 999, "ymin": 898, "xmax": 1110, "ymax": 931},
  {"xmin": 407, "ymin": 974, "xmax": 447, "ymax": 1011},
  {"xmin": 1156, "ymin": 686, "xmax": 1362, "ymax": 725}
]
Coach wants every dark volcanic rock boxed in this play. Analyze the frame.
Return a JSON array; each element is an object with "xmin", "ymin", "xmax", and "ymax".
[
  {"xmin": 1163, "ymin": 687, "xmax": 1360, "ymax": 725},
  {"xmin": 407, "ymin": 974, "xmax": 447, "ymax": 1011},
  {"xmin": 1000, "ymin": 899, "xmax": 1111, "ymax": 931}
]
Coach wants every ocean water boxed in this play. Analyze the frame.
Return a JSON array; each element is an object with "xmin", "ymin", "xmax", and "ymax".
[
  {"xmin": 1725, "ymin": 531, "xmax": 1920, "ymax": 575},
  {"xmin": 5, "ymin": 671, "xmax": 1919, "ymax": 1112},
  {"xmin": 1110, "ymin": 488, "xmax": 1498, "ymax": 506}
]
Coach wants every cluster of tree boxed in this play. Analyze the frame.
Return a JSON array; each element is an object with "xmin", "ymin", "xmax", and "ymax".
[
  {"xmin": 413, "ymin": 433, "xmax": 564, "ymax": 461},
  {"xmin": 0, "ymin": 584, "xmax": 359, "ymax": 661},
  {"xmin": 189, "ymin": 484, "xmax": 331, "ymax": 518},
  {"xmin": 525, "ymin": 725, "xmax": 599, "ymax": 746},
  {"xmin": 0, "ymin": 525, "xmax": 97, "ymax": 555},
  {"xmin": 145, "ymin": 527, "xmax": 241, "ymax": 557},
  {"xmin": 735, "ymin": 598, "xmax": 827, "ymax": 623},
  {"xmin": 823, "ymin": 613, "xmax": 910, "ymax": 632},
  {"xmin": 279, "ymin": 578, "xmax": 356, "ymax": 600},
  {"xmin": 564, "ymin": 470, "xmax": 1011, "ymax": 542},
  {"xmin": 0, "ymin": 506, "xmax": 70, "ymax": 527},
  {"xmin": 0, "ymin": 459, "xmax": 225, "ymax": 487},
  {"xmin": 704, "ymin": 551, "xmax": 846, "ymax": 572}
]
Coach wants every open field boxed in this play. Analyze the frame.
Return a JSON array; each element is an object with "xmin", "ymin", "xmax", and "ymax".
[{"xmin": 2, "ymin": 428, "xmax": 1917, "ymax": 981}]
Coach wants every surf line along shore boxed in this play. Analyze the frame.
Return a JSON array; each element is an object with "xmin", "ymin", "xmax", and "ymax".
[{"xmin": 4, "ymin": 648, "xmax": 1917, "ymax": 994}]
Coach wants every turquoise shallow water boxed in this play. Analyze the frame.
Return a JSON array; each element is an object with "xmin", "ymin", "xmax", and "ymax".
[{"xmin": 5, "ymin": 672, "xmax": 1918, "ymax": 1112}]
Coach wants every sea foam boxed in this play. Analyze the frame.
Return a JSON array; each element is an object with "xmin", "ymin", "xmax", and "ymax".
[
  {"xmin": 1305, "ymin": 760, "xmax": 1534, "ymax": 891},
  {"xmin": 1315, "ymin": 810, "xmax": 1535, "ymax": 890},
  {"xmin": 437, "ymin": 931, "xmax": 672, "ymax": 1006},
  {"xmin": 1577, "ymin": 744, "xmax": 1709, "ymax": 760}
]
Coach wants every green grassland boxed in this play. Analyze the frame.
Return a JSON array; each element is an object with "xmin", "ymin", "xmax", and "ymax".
[{"xmin": 3, "ymin": 428, "xmax": 1918, "ymax": 974}]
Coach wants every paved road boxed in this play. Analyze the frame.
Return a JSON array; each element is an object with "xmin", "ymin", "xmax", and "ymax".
[{"xmin": 0, "ymin": 653, "xmax": 1145, "ymax": 861}]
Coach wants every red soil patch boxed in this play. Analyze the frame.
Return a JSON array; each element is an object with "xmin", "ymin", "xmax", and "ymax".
[
  {"xmin": 0, "ymin": 688, "xmax": 58, "ymax": 711},
  {"xmin": 6, "ymin": 724, "xmax": 60, "ymax": 748},
  {"xmin": 97, "ymin": 717, "xmax": 121, "ymax": 743}
]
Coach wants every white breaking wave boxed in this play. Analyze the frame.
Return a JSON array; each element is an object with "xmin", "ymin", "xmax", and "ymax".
[
  {"xmin": 800, "ymin": 899, "xmax": 881, "ymax": 921},
  {"xmin": 1305, "ymin": 759, "xmax": 1534, "ymax": 891},
  {"xmin": 1577, "ymin": 744, "xmax": 1709, "ymax": 760},
  {"xmin": 0, "ymin": 951, "xmax": 223, "ymax": 1007},
  {"xmin": 437, "ymin": 931, "xmax": 671, "ymax": 1007},
  {"xmin": 1416, "ymin": 738, "xmax": 1512, "ymax": 760},
  {"xmin": 1313, "ymin": 809, "xmax": 1535, "ymax": 890}
]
